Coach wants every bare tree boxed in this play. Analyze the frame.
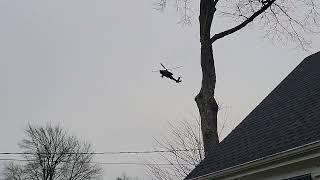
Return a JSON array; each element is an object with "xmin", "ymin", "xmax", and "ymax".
[
  {"xmin": 2, "ymin": 162, "xmax": 25, "ymax": 180},
  {"xmin": 146, "ymin": 117, "xmax": 204, "ymax": 180},
  {"xmin": 2, "ymin": 124, "xmax": 102, "ymax": 180},
  {"xmin": 155, "ymin": 0, "xmax": 320, "ymax": 157},
  {"xmin": 147, "ymin": 107, "xmax": 231, "ymax": 180}
]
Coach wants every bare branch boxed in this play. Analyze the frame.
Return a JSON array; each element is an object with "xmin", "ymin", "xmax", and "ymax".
[
  {"xmin": 146, "ymin": 117, "xmax": 204, "ymax": 180},
  {"xmin": 210, "ymin": 0, "xmax": 276, "ymax": 44}
]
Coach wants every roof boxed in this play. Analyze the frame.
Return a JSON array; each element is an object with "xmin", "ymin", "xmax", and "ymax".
[
  {"xmin": 185, "ymin": 51, "xmax": 320, "ymax": 179},
  {"xmin": 285, "ymin": 174, "xmax": 312, "ymax": 180}
]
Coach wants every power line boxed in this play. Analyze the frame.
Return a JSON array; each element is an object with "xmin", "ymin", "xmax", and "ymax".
[
  {"xmin": 0, "ymin": 158, "xmax": 190, "ymax": 166},
  {"xmin": 0, "ymin": 149, "xmax": 202, "ymax": 155}
]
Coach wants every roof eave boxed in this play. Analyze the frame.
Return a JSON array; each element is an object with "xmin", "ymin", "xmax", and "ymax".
[{"xmin": 188, "ymin": 140, "xmax": 320, "ymax": 180}]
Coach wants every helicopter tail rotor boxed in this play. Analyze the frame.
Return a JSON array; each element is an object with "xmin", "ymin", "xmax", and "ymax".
[{"xmin": 176, "ymin": 77, "xmax": 182, "ymax": 83}]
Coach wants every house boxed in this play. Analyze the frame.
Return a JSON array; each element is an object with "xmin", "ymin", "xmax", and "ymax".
[{"xmin": 185, "ymin": 52, "xmax": 320, "ymax": 180}]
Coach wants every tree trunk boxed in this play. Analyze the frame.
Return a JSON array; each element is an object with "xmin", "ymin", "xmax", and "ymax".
[
  {"xmin": 196, "ymin": 1, "xmax": 219, "ymax": 157},
  {"xmin": 195, "ymin": 45, "xmax": 219, "ymax": 157}
]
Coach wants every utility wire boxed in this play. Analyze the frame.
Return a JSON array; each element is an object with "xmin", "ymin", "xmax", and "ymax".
[
  {"xmin": 0, "ymin": 149, "xmax": 202, "ymax": 155},
  {"xmin": 0, "ymin": 158, "xmax": 190, "ymax": 166}
]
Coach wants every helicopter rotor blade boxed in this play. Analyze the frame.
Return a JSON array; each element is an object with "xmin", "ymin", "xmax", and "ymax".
[
  {"xmin": 160, "ymin": 63, "xmax": 167, "ymax": 70},
  {"xmin": 167, "ymin": 66, "xmax": 183, "ymax": 71},
  {"xmin": 152, "ymin": 70, "xmax": 159, "ymax": 72}
]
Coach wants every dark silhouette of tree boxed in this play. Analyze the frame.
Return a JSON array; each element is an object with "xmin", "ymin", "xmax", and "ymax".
[
  {"xmin": 2, "ymin": 124, "xmax": 102, "ymax": 180},
  {"xmin": 155, "ymin": 0, "xmax": 320, "ymax": 157}
]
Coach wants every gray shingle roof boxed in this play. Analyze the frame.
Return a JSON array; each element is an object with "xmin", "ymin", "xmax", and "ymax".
[
  {"xmin": 285, "ymin": 174, "xmax": 312, "ymax": 180},
  {"xmin": 185, "ymin": 52, "xmax": 320, "ymax": 179}
]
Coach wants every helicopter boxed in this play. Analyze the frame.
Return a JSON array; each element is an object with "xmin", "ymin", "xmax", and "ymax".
[{"xmin": 153, "ymin": 63, "xmax": 182, "ymax": 83}]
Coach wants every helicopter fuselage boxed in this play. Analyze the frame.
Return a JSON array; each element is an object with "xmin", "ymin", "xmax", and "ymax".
[
  {"xmin": 160, "ymin": 69, "xmax": 173, "ymax": 78},
  {"xmin": 159, "ymin": 69, "xmax": 181, "ymax": 83},
  {"xmin": 153, "ymin": 63, "xmax": 182, "ymax": 83}
]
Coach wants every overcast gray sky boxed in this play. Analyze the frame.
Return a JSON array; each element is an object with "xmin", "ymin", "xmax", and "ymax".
[{"xmin": 0, "ymin": 0, "xmax": 319, "ymax": 179}]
